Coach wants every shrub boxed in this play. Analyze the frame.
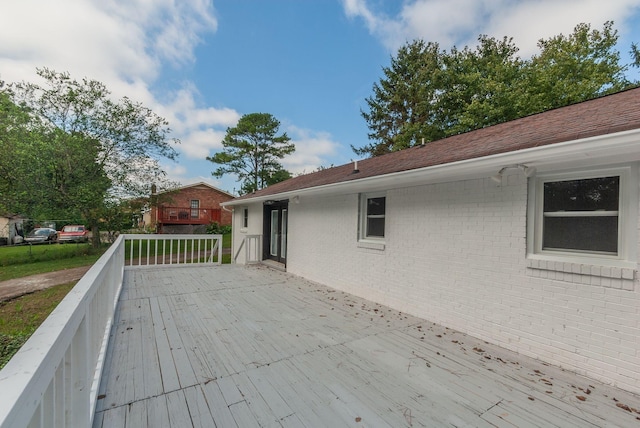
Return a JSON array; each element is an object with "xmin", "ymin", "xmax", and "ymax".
[{"xmin": 206, "ymin": 222, "xmax": 232, "ymax": 235}]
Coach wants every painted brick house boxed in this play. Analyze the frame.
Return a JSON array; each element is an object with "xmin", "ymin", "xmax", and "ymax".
[
  {"xmin": 224, "ymin": 87, "xmax": 640, "ymax": 394},
  {"xmin": 145, "ymin": 182, "xmax": 234, "ymax": 233}
]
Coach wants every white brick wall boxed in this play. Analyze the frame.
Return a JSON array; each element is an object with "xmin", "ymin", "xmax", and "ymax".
[{"xmin": 283, "ymin": 171, "xmax": 640, "ymax": 394}]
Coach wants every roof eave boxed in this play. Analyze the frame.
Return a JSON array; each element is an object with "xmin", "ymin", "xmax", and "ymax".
[
  {"xmin": 157, "ymin": 181, "xmax": 236, "ymax": 198},
  {"xmin": 223, "ymin": 128, "xmax": 640, "ymax": 207}
]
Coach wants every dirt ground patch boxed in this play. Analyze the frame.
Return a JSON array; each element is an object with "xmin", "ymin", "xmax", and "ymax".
[{"xmin": 0, "ymin": 266, "xmax": 91, "ymax": 302}]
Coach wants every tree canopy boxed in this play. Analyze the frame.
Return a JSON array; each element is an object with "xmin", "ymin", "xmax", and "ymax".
[
  {"xmin": 1, "ymin": 68, "xmax": 179, "ymax": 245},
  {"xmin": 207, "ymin": 113, "xmax": 294, "ymax": 195},
  {"xmin": 0, "ymin": 87, "xmax": 33, "ymax": 214},
  {"xmin": 356, "ymin": 21, "xmax": 639, "ymax": 157}
]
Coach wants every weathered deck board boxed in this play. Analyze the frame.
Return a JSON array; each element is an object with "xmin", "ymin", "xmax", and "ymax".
[
  {"xmin": 146, "ymin": 394, "xmax": 171, "ymax": 428},
  {"xmin": 94, "ymin": 265, "xmax": 640, "ymax": 427},
  {"xmin": 200, "ymin": 380, "xmax": 239, "ymax": 427}
]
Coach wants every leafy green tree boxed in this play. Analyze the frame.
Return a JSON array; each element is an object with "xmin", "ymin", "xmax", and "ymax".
[
  {"xmin": 7, "ymin": 68, "xmax": 179, "ymax": 246},
  {"xmin": 13, "ymin": 68, "xmax": 179, "ymax": 198},
  {"xmin": 357, "ymin": 40, "xmax": 446, "ymax": 156},
  {"xmin": 26, "ymin": 129, "xmax": 109, "ymax": 224},
  {"xmin": 207, "ymin": 113, "xmax": 294, "ymax": 194},
  {"xmin": 0, "ymin": 90, "xmax": 106, "ymax": 225},
  {"xmin": 100, "ymin": 199, "xmax": 140, "ymax": 242},
  {"xmin": 523, "ymin": 21, "xmax": 633, "ymax": 112},
  {"xmin": 631, "ymin": 43, "xmax": 640, "ymax": 68},
  {"xmin": 0, "ymin": 85, "xmax": 33, "ymax": 214},
  {"xmin": 441, "ymin": 36, "xmax": 526, "ymax": 136},
  {"xmin": 237, "ymin": 165, "xmax": 293, "ymax": 195},
  {"xmin": 357, "ymin": 21, "xmax": 638, "ymax": 157},
  {"xmin": 266, "ymin": 166, "xmax": 292, "ymax": 186}
]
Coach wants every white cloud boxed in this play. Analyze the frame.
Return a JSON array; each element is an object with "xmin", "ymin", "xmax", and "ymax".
[
  {"xmin": 96, "ymin": 0, "xmax": 217, "ymax": 66},
  {"xmin": 158, "ymin": 84, "xmax": 241, "ymax": 159},
  {"xmin": 342, "ymin": 0, "xmax": 405, "ymax": 49},
  {"xmin": 161, "ymin": 162, "xmax": 225, "ymax": 189},
  {"xmin": 165, "ymin": 163, "xmax": 188, "ymax": 178},
  {"xmin": 1, "ymin": 0, "xmax": 157, "ymax": 90},
  {"xmin": 179, "ymin": 128, "xmax": 228, "ymax": 159},
  {"xmin": 342, "ymin": 0, "xmax": 640, "ymax": 56},
  {"xmin": 283, "ymin": 126, "xmax": 341, "ymax": 175},
  {"xmin": 163, "ymin": 84, "xmax": 240, "ymax": 131}
]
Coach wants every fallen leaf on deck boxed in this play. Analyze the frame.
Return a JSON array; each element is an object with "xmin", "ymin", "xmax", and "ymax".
[{"xmin": 615, "ymin": 402, "xmax": 635, "ymax": 413}]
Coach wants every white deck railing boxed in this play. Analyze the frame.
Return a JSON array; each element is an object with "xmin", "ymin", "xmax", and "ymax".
[
  {"xmin": 123, "ymin": 233, "xmax": 223, "ymax": 268},
  {"xmin": 0, "ymin": 233, "xmax": 223, "ymax": 428},
  {"xmin": 233, "ymin": 234, "xmax": 262, "ymax": 264}
]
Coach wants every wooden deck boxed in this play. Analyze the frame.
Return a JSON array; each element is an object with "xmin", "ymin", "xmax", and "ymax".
[{"xmin": 94, "ymin": 265, "xmax": 640, "ymax": 427}]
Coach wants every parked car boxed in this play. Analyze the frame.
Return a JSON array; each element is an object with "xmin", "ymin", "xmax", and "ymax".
[
  {"xmin": 24, "ymin": 228, "xmax": 58, "ymax": 244},
  {"xmin": 58, "ymin": 225, "xmax": 89, "ymax": 243}
]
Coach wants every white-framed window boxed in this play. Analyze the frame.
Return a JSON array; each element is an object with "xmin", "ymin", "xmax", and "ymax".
[
  {"xmin": 528, "ymin": 165, "xmax": 638, "ymax": 266},
  {"xmin": 243, "ymin": 207, "xmax": 249, "ymax": 228},
  {"xmin": 190, "ymin": 200, "xmax": 200, "ymax": 218},
  {"xmin": 359, "ymin": 192, "xmax": 386, "ymax": 241}
]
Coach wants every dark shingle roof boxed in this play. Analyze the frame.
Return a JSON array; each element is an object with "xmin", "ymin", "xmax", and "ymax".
[{"xmin": 235, "ymin": 87, "xmax": 640, "ymax": 201}]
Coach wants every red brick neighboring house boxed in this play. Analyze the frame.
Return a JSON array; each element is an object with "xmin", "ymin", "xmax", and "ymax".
[{"xmin": 146, "ymin": 182, "xmax": 234, "ymax": 234}]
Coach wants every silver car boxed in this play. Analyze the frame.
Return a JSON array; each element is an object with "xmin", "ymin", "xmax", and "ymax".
[{"xmin": 24, "ymin": 228, "xmax": 58, "ymax": 244}]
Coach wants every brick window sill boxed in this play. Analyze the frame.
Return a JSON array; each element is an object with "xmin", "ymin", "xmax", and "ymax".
[
  {"xmin": 357, "ymin": 240, "xmax": 385, "ymax": 251},
  {"xmin": 526, "ymin": 257, "xmax": 636, "ymax": 290}
]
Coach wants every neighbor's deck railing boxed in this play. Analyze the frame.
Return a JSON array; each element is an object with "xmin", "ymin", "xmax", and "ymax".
[
  {"xmin": 0, "ymin": 233, "xmax": 223, "ymax": 428},
  {"xmin": 157, "ymin": 206, "xmax": 221, "ymax": 225}
]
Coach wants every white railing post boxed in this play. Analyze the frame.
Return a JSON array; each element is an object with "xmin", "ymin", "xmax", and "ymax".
[
  {"xmin": 246, "ymin": 236, "xmax": 253, "ymax": 263},
  {"xmin": 247, "ymin": 235, "xmax": 262, "ymax": 264},
  {"xmin": 68, "ymin": 317, "xmax": 89, "ymax": 427}
]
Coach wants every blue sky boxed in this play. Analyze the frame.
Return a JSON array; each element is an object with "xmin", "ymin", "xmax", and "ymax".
[{"xmin": 2, "ymin": 0, "xmax": 640, "ymax": 195}]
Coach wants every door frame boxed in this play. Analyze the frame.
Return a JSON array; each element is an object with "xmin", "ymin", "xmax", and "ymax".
[{"xmin": 263, "ymin": 200, "xmax": 288, "ymax": 265}]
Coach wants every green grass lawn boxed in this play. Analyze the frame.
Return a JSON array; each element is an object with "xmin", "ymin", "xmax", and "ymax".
[
  {"xmin": 0, "ymin": 243, "xmax": 108, "ymax": 282},
  {"xmin": 0, "ymin": 282, "xmax": 75, "ymax": 369},
  {"xmin": 0, "ymin": 242, "xmax": 101, "ymax": 265},
  {"xmin": 0, "ymin": 243, "xmax": 108, "ymax": 367}
]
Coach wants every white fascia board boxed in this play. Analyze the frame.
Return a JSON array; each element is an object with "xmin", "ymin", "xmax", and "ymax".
[{"xmin": 223, "ymin": 128, "xmax": 640, "ymax": 206}]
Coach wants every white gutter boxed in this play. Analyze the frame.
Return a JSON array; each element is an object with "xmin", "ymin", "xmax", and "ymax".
[{"xmin": 223, "ymin": 128, "xmax": 640, "ymax": 206}]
